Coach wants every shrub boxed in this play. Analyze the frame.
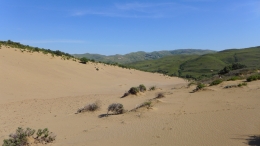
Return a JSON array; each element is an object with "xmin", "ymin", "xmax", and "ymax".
[
  {"xmin": 227, "ymin": 76, "xmax": 241, "ymax": 81},
  {"xmin": 193, "ymin": 83, "xmax": 206, "ymax": 92},
  {"xmin": 154, "ymin": 93, "xmax": 165, "ymax": 99},
  {"xmin": 79, "ymin": 57, "xmax": 89, "ymax": 64},
  {"xmin": 149, "ymin": 86, "xmax": 156, "ymax": 91},
  {"xmin": 107, "ymin": 103, "xmax": 124, "ymax": 115},
  {"xmin": 138, "ymin": 84, "xmax": 146, "ymax": 92},
  {"xmin": 35, "ymin": 128, "xmax": 56, "ymax": 143},
  {"xmin": 2, "ymin": 127, "xmax": 56, "ymax": 146},
  {"xmin": 129, "ymin": 101, "xmax": 152, "ymax": 112},
  {"xmin": 219, "ymin": 63, "xmax": 247, "ymax": 75},
  {"xmin": 210, "ymin": 79, "xmax": 223, "ymax": 86},
  {"xmin": 187, "ymin": 82, "xmax": 197, "ymax": 88},
  {"xmin": 2, "ymin": 127, "xmax": 35, "ymax": 146},
  {"xmin": 128, "ymin": 87, "xmax": 139, "ymax": 95},
  {"xmin": 197, "ymin": 83, "xmax": 206, "ymax": 90},
  {"xmin": 238, "ymin": 82, "xmax": 247, "ymax": 87},
  {"xmin": 247, "ymin": 74, "xmax": 260, "ymax": 82},
  {"xmin": 77, "ymin": 101, "xmax": 101, "ymax": 113}
]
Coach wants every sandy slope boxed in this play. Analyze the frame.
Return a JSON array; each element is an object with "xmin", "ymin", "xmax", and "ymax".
[{"xmin": 1, "ymin": 46, "xmax": 260, "ymax": 146}]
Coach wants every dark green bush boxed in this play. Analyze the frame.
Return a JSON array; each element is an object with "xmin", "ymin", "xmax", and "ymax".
[
  {"xmin": 210, "ymin": 79, "xmax": 223, "ymax": 86},
  {"xmin": 219, "ymin": 63, "xmax": 247, "ymax": 75},
  {"xmin": 80, "ymin": 57, "xmax": 89, "ymax": 64},
  {"xmin": 138, "ymin": 84, "xmax": 146, "ymax": 92},
  {"xmin": 196, "ymin": 83, "xmax": 206, "ymax": 90},
  {"xmin": 247, "ymin": 74, "xmax": 260, "ymax": 82},
  {"xmin": 128, "ymin": 87, "xmax": 139, "ymax": 95}
]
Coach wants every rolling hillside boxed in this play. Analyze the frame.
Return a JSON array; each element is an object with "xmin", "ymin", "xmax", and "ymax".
[
  {"xmin": 128, "ymin": 46, "xmax": 260, "ymax": 79},
  {"xmin": 73, "ymin": 49, "xmax": 215, "ymax": 64}
]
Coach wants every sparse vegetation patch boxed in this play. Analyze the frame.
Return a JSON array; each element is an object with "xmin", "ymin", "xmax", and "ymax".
[
  {"xmin": 192, "ymin": 83, "xmax": 206, "ymax": 92},
  {"xmin": 154, "ymin": 93, "xmax": 165, "ymax": 99},
  {"xmin": 247, "ymin": 74, "xmax": 260, "ymax": 82},
  {"xmin": 238, "ymin": 82, "xmax": 247, "ymax": 87},
  {"xmin": 2, "ymin": 127, "xmax": 56, "ymax": 146},
  {"xmin": 227, "ymin": 76, "xmax": 241, "ymax": 81},
  {"xmin": 76, "ymin": 101, "xmax": 101, "ymax": 113},
  {"xmin": 129, "ymin": 101, "xmax": 152, "ymax": 112},
  {"xmin": 149, "ymin": 86, "xmax": 156, "ymax": 91},
  {"xmin": 210, "ymin": 79, "xmax": 223, "ymax": 86}
]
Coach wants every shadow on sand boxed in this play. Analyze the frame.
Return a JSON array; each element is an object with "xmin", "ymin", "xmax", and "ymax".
[
  {"xmin": 246, "ymin": 135, "xmax": 260, "ymax": 146},
  {"xmin": 98, "ymin": 113, "xmax": 114, "ymax": 118}
]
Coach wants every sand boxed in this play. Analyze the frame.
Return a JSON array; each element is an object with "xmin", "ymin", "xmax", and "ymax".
[{"xmin": 1, "ymin": 46, "xmax": 260, "ymax": 146}]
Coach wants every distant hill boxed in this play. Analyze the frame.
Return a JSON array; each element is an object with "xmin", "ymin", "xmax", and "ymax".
[
  {"xmin": 127, "ymin": 46, "xmax": 260, "ymax": 79},
  {"xmin": 73, "ymin": 49, "xmax": 216, "ymax": 64}
]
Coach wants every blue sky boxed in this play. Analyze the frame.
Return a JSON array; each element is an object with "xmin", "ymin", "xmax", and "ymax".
[{"xmin": 1, "ymin": 0, "xmax": 260, "ymax": 55}]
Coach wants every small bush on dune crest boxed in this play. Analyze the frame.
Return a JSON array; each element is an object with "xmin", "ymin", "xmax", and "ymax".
[
  {"xmin": 128, "ymin": 87, "xmax": 139, "ymax": 95},
  {"xmin": 77, "ymin": 101, "xmax": 101, "ymax": 113},
  {"xmin": 149, "ymin": 86, "xmax": 156, "ymax": 91},
  {"xmin": 154, "ymin": 93, "xmax": 165, "ymax": 99},
  {"xmin": 2, "ymin": 127, "xmax": 56, "ymax": 146},
  {"xmin": 79, "ymin": 57, "xmax": 89, "ymax": 64},
  {"xmin": 210, "ymin": 79, "xmax": 223, "ymax": 86},
  {"xmin": 192, "ymin": 83, "xmax": 206, "ymax": 92},
  {"xmin": 107, "ymin": 103, "xmax": 124, "ymax": 115},
  {"xmin": 138, "ymin": 84, "xmax": 146, "ymax": 92},
  {"xmin": 130, "ymin": 101, "xmax": 152, "ymax": 112}
]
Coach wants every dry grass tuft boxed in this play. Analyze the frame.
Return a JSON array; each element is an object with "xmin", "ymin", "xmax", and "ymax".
[{"xmin": 77, "ymin": 101, "xmax": 101, "ymax": 113}]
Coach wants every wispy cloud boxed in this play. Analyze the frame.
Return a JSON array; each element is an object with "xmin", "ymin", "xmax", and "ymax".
[
  {"xmin": 70, "ymin": 2, "xmax": 199, "ymax": 18},
  {"xmin": 19, "ymin": 39, "xmax": 87, "ymax": 44}
]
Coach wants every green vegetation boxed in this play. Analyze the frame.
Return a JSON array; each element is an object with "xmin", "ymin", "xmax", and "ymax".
[
  {"xmin": 128, "ymin": 46, "xmax": 260, "ymax": 80},
  {"xmin": 227, "ymin": 76, "xmax": 241, "ymax": 81},
  {"xmin": 246, "ymin": 74, "xmax": 260, "ymax": 82},
  {"xmin": 138, "ymin": 84, "xmax": 146, "ymax": 92},
  {"xmin": 79, "ymin": 57, "xmax": 89, "ymax": 64},
  {"xmin": 74, "ymin": 49, "xmax": 215, "ymax": 64},
  {"xmin": 0, "ymin": 40, "xmax": 74, "ymax": 59},
  {"xmin": 149, "ymin": 86, "xmax": 156, "ymax": 91},
  {"xmin": 2, "ymin": 127, "xmax": 56, "ymax": 146},
  {"xmin": 218, "ymin": 63, "xmax": 247, "ymax": 75},
  {"xmin": 238, "ymin": 82, "xmax": 247, "ymax": 87},
  {"xmin": 128, "ymin": 87, "xmax": 140, "ymax": 95},
  {"xmin": 210, "ymin": 79, "xmax": 223, "ymax": 86},
  {"xmin": 192, "ymin": 83, "xmax": 206, "ymax": 92}
]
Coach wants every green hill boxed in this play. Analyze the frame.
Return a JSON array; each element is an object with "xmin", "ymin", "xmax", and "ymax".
[
  {"xmin": 73, "ymin": 49, "xmax": 215, "ymax": 64},
  {"xmin": 127, "ymin": 46, "xmax": 260, "ymax": 79}
]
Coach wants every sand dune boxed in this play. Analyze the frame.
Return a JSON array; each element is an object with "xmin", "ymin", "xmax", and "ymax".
[{"xmin": 1, "ymin": 46, "xmax": 260, "ymax": 146}]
